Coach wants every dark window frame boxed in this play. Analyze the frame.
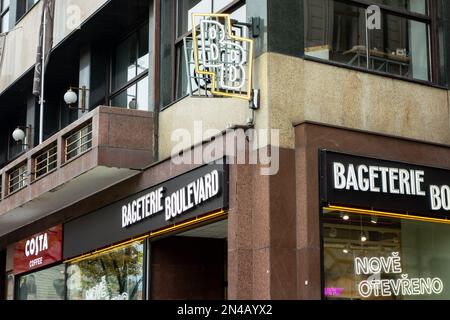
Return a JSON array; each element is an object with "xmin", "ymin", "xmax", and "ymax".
[
  {"xmin": 0, "ymin": 0, "xmax": 10, "ymax": 33},
  {"xmin": 15, "ymin": 0, "xmax": 39, "ymax": 26},
  {"xmin": 108, "ymin": 20, "xmax": 150, "ymax": 110},
  {"xmin": 305, "ymin": 0, "xmax": 440, "ymax": 84}
]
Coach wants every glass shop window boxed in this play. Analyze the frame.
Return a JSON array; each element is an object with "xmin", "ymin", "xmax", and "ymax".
[
  {"xmin": 16, "ymin": 264, "xmax": 65, "ymax": 300},
  {"xmin": 304, "ymin": 0, "xmax": 431, "ymax": 82},
  {"xmin": 110, "ymin": 22, "xmax": 150, "ymax": 111},
  {"xmin": 66, "ymin": 241, "xmax": 144, "ymax": 300},
  {"xmin": 322, "ymin": 208, "xmax": 450, "ymax": 300}
]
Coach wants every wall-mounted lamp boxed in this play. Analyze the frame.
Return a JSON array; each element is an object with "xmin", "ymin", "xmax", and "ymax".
[
  {"xmin": 64, "ymin": 86, "xmax": 89, "ymax": 113},
  {"xmin": 12, "ymin": 125, "xmax": 32, "ymax": 149}
]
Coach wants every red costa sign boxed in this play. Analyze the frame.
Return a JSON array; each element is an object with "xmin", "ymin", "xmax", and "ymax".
[{"xmin": 13, "ymin": 225, "xmax": 63, "ymax": 275}]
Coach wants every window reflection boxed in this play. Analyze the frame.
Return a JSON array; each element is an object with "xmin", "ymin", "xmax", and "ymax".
[
  {"xmin": 66, "ymin": 242, "xmax": 144, "ymax": 300},
  {"xmin": 111, "ymin": 22, "xmax": 150, "ymax": 111},
  {"xmin": 111, "ymin": 76, "xmax": 148, "ymax": 111},
  {"xmin": 304, "ymin": 0, "xmax": 430, "ymax": 82},
  {"xmin": 17, "ymin": 264, "xmax": 65, "ymax": 300}
]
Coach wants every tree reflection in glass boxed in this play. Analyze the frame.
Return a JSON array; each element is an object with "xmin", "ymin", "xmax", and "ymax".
[{"xmin": 67, "ymin": 241, "xmax": 144, "ymax": 300}]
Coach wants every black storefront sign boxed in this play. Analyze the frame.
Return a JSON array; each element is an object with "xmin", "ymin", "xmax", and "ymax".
[
  {"xmin": 64, "ymin": 162, "xmax": 229, "ymax": 259},
  {"xmin": 320, "ymin": 150, "xmax": 450, "ymax": 219}
]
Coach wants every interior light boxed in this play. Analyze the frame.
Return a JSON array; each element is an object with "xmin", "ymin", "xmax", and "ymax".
[
  {"xmin": 340, "ymin": 212, "xmax": 350, "ymax": 221},
  {"xmin": 361, "ymin": 232, "xmax": 368, "ymax": 242},
  {"xmin": 342, "ymin": 244, "xmax": 350, "ymax": 254}
]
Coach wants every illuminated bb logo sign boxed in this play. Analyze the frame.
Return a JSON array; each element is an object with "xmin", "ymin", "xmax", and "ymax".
[{"xmin": 192, "ymin": 14, "xmax": 254, "ymax": 100}]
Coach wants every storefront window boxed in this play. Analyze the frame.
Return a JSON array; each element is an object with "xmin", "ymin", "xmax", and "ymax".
[
  {"xmin": 6, "ymin": 272, "xmax": 14, "ymax": 300},
  {"xmin": 322, "ymin": 209, "xmax": 450, "ymax": 300},
  {"xmin": 16, "ymin": 264, "xmax": 65, "ymax": 300},
  {"xmin": 66, "ymin": 242, "xmax": 144, "ymax": 300}
]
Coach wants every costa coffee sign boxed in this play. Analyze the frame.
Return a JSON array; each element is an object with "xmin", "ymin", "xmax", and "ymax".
[{"xmin": 14, "ymin": 225, "xmax": 63, "ymax": 275}]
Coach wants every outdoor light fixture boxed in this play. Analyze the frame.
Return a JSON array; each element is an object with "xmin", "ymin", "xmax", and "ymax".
[
  {"xmin": 12, "ymin": 125, "xmax": 32, "ymax": 149},
  {"xmin": 64, "ymin": 86, "xmax": 89, "ymax": 113},
  {"xmin": 371, "ymin": 215, "xmax": 378, "ymax": 224}
]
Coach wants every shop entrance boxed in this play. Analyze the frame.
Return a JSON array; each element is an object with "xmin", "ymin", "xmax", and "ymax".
[{"xmin": 150, "ymin": 219, "xmax": 227, "ymax": 300}]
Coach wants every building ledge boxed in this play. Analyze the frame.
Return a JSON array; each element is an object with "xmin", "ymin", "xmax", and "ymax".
[{"xmin": 0, "ymin": 106, "xmax": 153, "ymax": 237}]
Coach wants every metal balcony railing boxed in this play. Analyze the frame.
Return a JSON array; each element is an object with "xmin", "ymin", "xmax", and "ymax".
[
  {"xmin": 34, "ymin": 143, "xmax": 58, "ymax": 180},
  {"xmin": 8, "ymin": 163, "xmax": 27, "ymax": 195},
  {"xmin": 65, "ymin": 122, "xmax": 93, "ymax": 162},
  {"xmin": 0, "ymin": 106, "xmax": 153, "ymax": 212}
]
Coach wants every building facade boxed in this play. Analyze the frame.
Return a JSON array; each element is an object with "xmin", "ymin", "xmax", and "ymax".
[{"xmin": 0, "ymin": 0, "xmax": 450, "ymax": 300}]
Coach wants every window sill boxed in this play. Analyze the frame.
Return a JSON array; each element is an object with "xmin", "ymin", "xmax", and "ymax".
[
  {"xmin": 303, "ymin": 55, "xmax": 448, "ymax": 90},
  {"xmin": 160, "ymin": 94, "xmax": 190, "ymax": 112},
  {"xmin": 31, "ymin": 167, "xmax": 58, "ymax": 185},
  {"xmin": 5, "ymin": 185, "xmax": 27, "ymax": 199}
]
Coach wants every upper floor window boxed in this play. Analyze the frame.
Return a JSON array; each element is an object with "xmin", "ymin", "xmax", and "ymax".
[
  {"xmin": 177, "ymin": 0, "xmax": 237, "ymax": 37},
  {"xmin": 16, "ymin": 0, "xmax": 38, "ymax": 23},
  {"xmin": 110, "ymin": 22, "xmax": 150, "ymax": 111},
  {"xmin": 304, "ymin": 0, "xmax": 434, "ymax": 83},
  {"xmin": 367, "ymin": 0, "xmax": 427, "ymax": 14},
  {"xmin": 1, "ymin": 0, "xmax": 10, "ymax": 33}
]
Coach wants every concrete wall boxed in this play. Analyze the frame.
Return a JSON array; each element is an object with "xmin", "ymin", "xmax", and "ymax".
[
  {"xmin": 161, "ymin": 52, "xmax": 450, "ymax": 158},
  {"xmin": 158, "ymin": 96, "xmax": 250, "ymax": 159},
  {"xmin": 267, "ymin": 53, "xmax": 450, "ymax": 149},
  {"xmin": 0, "ymin": 0, "xmax": 109, "ymax": 95}
]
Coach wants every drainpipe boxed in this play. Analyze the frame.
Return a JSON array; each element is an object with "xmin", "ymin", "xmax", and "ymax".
[{"xmin": 152, "ymin": 0, "xmax": 161, "ymax": 163}]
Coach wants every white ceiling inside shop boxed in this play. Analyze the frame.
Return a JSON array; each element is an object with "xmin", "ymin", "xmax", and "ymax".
[{"xmin": 178, "ymin": 219, "xmax": 228, "ymax": 239}]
